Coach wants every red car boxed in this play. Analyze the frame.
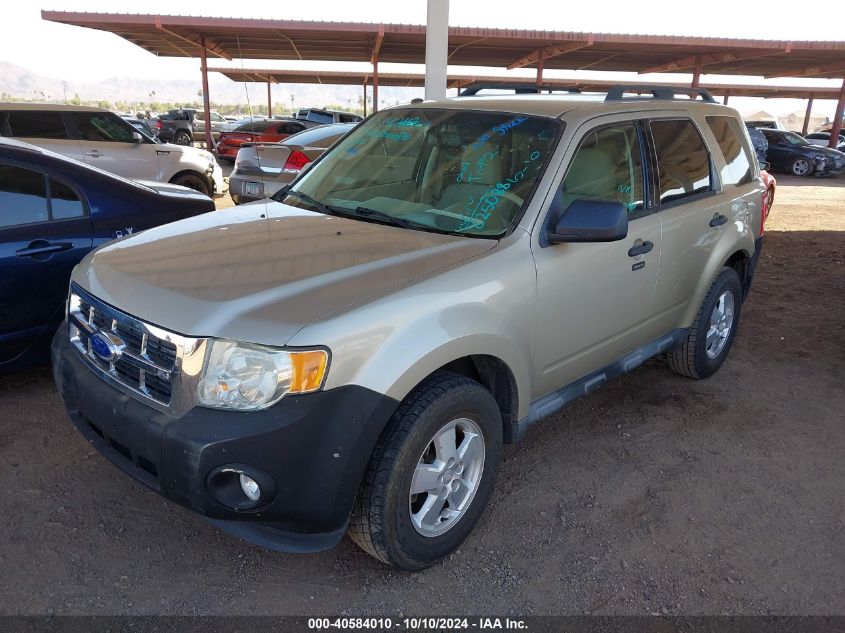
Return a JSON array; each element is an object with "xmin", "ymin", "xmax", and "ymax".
[{"xmin": 216, "ymin": 119, "xmax": 311, "ymax": 161}]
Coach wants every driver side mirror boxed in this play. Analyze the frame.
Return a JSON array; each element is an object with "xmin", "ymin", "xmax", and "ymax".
[
  {"xmin": 546, "ymin": 199, "xmax": 629, "ymax": 244},
  {"xmin": 759, "ymin": 161, "xmax": 771, "ymax": 171}
]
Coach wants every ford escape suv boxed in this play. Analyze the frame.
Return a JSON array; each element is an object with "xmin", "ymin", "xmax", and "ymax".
[{"xmin": 52, "ymin": 86, "xmax": 766, "ymax": 571}]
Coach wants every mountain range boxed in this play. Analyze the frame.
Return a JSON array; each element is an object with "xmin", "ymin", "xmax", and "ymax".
[{"xmin": 0, "ymin": 62, "xmax": 420, "ymax": 111}]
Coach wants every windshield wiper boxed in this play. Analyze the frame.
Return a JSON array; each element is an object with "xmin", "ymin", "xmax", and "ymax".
[
  {"xmin": 280, "ymin": 189, "xmax": 334, "ymax": 216},
  {"xmin": 338, "ymin": 206, "xmax": 422, "ymax": 230}
]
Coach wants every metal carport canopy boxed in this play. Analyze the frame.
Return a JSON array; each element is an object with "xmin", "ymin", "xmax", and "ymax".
[{"xmin": 40, "ymin": 12, "xmax": 845, "ymax": 78}]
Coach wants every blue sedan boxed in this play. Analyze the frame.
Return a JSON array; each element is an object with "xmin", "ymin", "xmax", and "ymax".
[{"xmin": 0, "ymin": 138, "xmax": 216, "ymax": 371}]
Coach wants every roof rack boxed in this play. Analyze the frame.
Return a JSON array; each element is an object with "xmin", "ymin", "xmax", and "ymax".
[
  {"xmin": 604, "ymin": 85, "xmax": 717, "ymax": 103},
  {"xmin": 459, "ymin": 83, "xmax": 582, "ymax": 96}
]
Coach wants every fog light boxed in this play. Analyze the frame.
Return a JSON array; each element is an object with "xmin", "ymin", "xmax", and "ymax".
[{"xmin": 239, "ymin": 473, "xmax": 261, "ymax": 501}]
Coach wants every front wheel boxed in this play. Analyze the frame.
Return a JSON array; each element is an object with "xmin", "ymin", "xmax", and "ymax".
[
  {"xmin": 170, "ymin": 173, "xmax": 210, "ymax": 196},
  {"xmin": 790, "ymin": 157, "xmax": 814, "ymax": 177},
  {"xmin": 668, "ymin": 267, "xmax": 743, "ymax": 379},
  {"xmin": 173, "ymin": 131, "xmax": 192, "ymax": 146},
  {"xmin": 348, "ymin": 371, "xmax": 502, "ymax": 571}
]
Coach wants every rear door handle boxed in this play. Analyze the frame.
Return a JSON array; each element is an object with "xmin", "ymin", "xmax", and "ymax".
[
  {"xmin": 16, "ymin": 241, "xmax": 73, "ymax": 258},
  {"xmin": 628, "ymin": 240, "xmax": 654, "ymax": 257}
]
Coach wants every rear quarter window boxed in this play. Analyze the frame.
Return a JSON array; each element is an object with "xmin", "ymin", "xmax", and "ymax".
[
  {"xmin": 650, "ymin": 119, "xmax": 712, "ymax": 205},
  {"xmin": 2, "ymin": 111, "xmax": 69, "ymax": 139},
  {"xmin": 706, "ymin": 116, "xmax": 754, "ymax": 186}
]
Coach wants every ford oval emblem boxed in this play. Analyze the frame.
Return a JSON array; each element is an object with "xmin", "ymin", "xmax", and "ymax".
[{"xmin": 90, "ymin": 331, "xmax": 125, "ymax": 363}]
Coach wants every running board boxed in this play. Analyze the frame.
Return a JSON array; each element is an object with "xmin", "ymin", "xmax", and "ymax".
[{"xmin": 512, "ymin": 328, "xmax": 687, "ymax": 442}]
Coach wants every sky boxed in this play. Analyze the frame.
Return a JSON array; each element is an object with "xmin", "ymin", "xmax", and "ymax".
[{"xmin": 2, "ymin": 0, "xmax": 844, "ymax": 117}]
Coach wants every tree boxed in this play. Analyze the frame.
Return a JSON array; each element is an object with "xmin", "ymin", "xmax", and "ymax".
[{"xmin": 70, "ymin": 93, "xmax": 81, "ymax": 105}]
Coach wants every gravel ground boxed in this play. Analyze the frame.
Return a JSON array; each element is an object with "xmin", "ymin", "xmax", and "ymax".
[{"xmin": 0, "ymin": 175, "xmax": 843, "ymax": 616}]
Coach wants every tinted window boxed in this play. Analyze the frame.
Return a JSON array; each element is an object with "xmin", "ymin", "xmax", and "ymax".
[
  {"xmin": 706, "ymin": 116, "xmax": 753, "ymax": 186},
  {"xmin": 50, "ymin": 179, "xmax": 85, "ymax": 220},
  {"xmin": 562, "ymin": 123, "xmax": 644, "ymax": 214},
  {"xmin": 277, "ymin": 122, "xmax": 305, "ymax": 134},
  {"xmin": 650, "ymin": 119, "xmax": 711, "ymax": 204},
  {"xmin": 339, "ymin": 114, "xmax": 360, "ymax": 123},
  {"xmin": 0, "ymin": 165, "xmax": 49, "ymax": 227},
  {"xmin": 4, "ymin": 111, "xmax": 68, "ymax": 139},
  {"xmin": 282, "ymin": 125, "xmax": 351, "ymax": 148},
  {"xmin": 305, "ymin": 111, "xmax": 334, "ymax": 124},
  {"xmin": 73, "ymin": 112, "xmax": 135, "ymax": 143}
]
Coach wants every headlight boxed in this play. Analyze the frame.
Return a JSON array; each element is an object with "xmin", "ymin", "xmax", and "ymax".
[{"xmin": 197, "ymin": 340, "xmax": 328, "ymax": 411}]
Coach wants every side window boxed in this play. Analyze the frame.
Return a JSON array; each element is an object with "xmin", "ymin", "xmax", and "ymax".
[
  {"xmin": 0, "ymin": 165, "xmax": 49, "ymax": 227},
  {"xmin": 706, "ymin": 116, "xmax": 753, "ymax": 186},
  {"xmin": 72, "ymin": 113, "xmax": 135, "ymax": 143},
  {"xmin": 562, "ymin": 123, "xmax": 645, "ymax": 214},
  {"xmin": 4, "ymin": 111, "xmax": 69, "ymax": 139},
  {"xmin": 650, "ymin": 119, "xmax": 711, "ymax": 204},
  {"xmin": 49, "ymin": 178, "xmax": 85, "ymax": 220}
]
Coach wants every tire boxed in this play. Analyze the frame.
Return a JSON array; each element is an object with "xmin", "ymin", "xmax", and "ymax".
[
  {"xmin": 173, "ymin": 131, "xmax": 192, "ymax": 146},
  {"xmin": 170, "ymin": 173, "xmax": 210, "ymax": 196},
  {"xmin": 668, "ymin": 267, "xmax": 742, "ymax": 380},
  {"xmin": 790, "ymin": 157, "xmax": 813, "ymax": 177},
  {"xmin": 348, "ymin": 371, "xmax": 503, "ymax": 571}
]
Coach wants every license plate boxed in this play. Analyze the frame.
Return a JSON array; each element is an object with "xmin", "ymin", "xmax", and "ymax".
[{"xmin": 245, "ymin": 182, "xmax": 261, "ymax": 196}]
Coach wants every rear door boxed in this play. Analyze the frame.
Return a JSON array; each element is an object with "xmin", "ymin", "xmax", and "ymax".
[
  {"xmin": 0, "ymin": 110, "xmax": 83, "ymax": 161},
  {"xmin": 0, "ymin": 162, "xmax": 93, "ymax": 364},
  {"xmin": 646, "ymin": 117, "xmax": 729, "ymax": 332},
  {"xmin": 531, "ymin": 118, "xmax": 662, "ymax": 396},
  {"xmin": 70, "ymin": 111, "xmax": 158, "ymax": 181}
]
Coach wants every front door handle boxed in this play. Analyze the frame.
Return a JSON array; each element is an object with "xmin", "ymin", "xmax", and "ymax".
[
  {"xmin": 84, "ymin": 150, "xmax": 102, "ymax": 158},
  {"xmin": 16, "ymin": 240, "xmax": 72, "ymax": 258},
  {"xmin": 628, "ymin": 240, "xmax": 654, "ymax": 257},
  {"xmin": 709, "ymin": 213, "xmax": 729, "ymax": 227}
]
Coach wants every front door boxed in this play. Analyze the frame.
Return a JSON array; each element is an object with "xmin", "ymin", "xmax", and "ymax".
[
  {"xmin": 531, "ymin": 119, "xmax": 662, "ymax": 398},
  {"xmin": 71, "ymin": 111, "xmax": 158, "ymax": 181},
  {"xmin": 0, "ymin": 163, "xmax": 92, "ymax": 364}
]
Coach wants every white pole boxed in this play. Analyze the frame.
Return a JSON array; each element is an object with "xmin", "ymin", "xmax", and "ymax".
[{"xmin": 425, "ymin": 0, "xmax": 449, "ymax": 101}]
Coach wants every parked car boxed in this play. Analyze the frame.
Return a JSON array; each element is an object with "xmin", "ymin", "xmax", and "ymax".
[
  {"xmin": 804, "ymin": 131, "xmax": 845, "ymax": 152},
  {"xmin": 743, "ymin": 119, "xmax": 784, "ymax": 130},
  {"xmin": 154, "ymin": 108, "xmax": 228, "ymax": 146},
  {"xmin": 215, "ymin": 119, "xmax": 313, "ymax": 162},
  {"xmin": 759, "ymin": 129, "xmax": 845, "ymax": 177},
  {"xmin": 745, "ymin": 125, "xmax": 768, "ymax": 162},
  {"xmin": 295, "ymin": 107, "xmax": 362, "ymax": 124},
  {"xmin": 0, "ymin": 104, "xmax": 224, "ymax": 196},
  {"xmin": 122, "ymin": 116, "xmax": 158, "ymax": 141},
  {"xmin": 229, "ymin": 123, "xmax": 355, "ymax": 203},
  {"xmin": 53, "ymin": 87, "xmax": 767, "ymax": 570},
  {"xmin": 0, "ymin": 138, "xmax": 215, "ymax": 372},
  {"xmin": 221, "ymin": 115, "xmax": 268, "ymax": 133}
]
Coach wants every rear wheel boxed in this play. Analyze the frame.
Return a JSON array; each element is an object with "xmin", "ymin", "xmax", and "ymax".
[
  {"xmin": 790, "ymin": 157, "xmax": 813, "ymax": 177},
  {"xmin": 173, "ymin": 131, "xmax": 192, "ymax": 146},
  {"xmin": 170, "ymin": 173, "xmax": 210, "ymax": 196},
  {"xmin": 668, "ymin": 267, "xmax": 742, "ymax": 379},
  {"xmin": 348, "ymin": 371, "xmax": 502, "ymax": 571}
]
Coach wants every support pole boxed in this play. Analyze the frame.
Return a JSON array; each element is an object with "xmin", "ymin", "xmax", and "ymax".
[
  {"xmin": 267, "ymin": 81, "xmax": 272, "ymax": 118},
  {"xmin": 802, "ymin": 98, "xmax": 814, "ymax": 136},
  {"xmin": 829, "ymin": 76, "xmax": 845, "ymax": 148},
  {"xmin": 363, "ymin": 83, "xmax": 368, "ymax": 117},
  {"xmin": 536, "ymin": 49, "xmax": 544, "ymax": 91},
  {"xmin": 691, "ymin": 55, "xmax": 702, "ymax": 88},
  {"xmin": 723, "ymin": 91, "xmax": 730, "ymax": 105},
  {"xmin": 200, "ymin": 38, "xmax": 213, "ymax": 152},
  {"xmin": 424, "ymin": 0, "xmax": 449, "ymax": 101},
  {"xmin": 373, "ymin": 58, "xmax": 379, "ymax": 113}
]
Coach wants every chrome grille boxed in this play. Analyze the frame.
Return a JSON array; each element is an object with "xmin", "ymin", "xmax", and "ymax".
[{"xmin": 67, "ymin": 283, "xmax": 206, "ymax": 414}]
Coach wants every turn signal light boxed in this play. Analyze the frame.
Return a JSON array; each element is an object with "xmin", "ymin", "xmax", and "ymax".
[{"xmin": 289, "ymin": 349, "xmax": 329, "ymax": 393}]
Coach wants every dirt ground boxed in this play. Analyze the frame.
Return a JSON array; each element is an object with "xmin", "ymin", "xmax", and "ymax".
[{"xmin": 0, "ymin": 174, "xmax": 843, "ymax": 616}]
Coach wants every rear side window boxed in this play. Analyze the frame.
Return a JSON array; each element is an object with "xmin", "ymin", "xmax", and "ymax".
[
  {"xmin": 650, "ymin": 119, "xmax": 711, "ymax": 204},
  {"xmin": 4, "ymin": 111, "xmax": 69, "ymax": 139},
  {"xmin": 50, "ymin": 179, "xmax": 85, "ymax": 220},
  {"xmin": 706, "ymin": 116, "xmax": 753, "ymax": 186}
]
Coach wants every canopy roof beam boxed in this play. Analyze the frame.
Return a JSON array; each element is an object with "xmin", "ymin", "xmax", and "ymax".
[
  {"xmin": 507, "ymin": 38, "xmax": 593, "ymax": 70},
  {"xmin": 641, "ymin": 47, "xmax": 791, "ymax": 74}
]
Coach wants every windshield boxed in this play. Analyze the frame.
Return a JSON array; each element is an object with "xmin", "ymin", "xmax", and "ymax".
[{"xmin": 278, "ymin": 108, "xmax": 560, "ymax": 237}]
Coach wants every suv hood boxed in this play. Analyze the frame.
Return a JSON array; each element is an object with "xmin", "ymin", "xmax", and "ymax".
[{"xmin": 72, "ymin": 201, "xmax": 496, "ymax": 346}]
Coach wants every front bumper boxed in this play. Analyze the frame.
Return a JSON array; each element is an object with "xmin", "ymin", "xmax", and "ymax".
[{"xmin": 51, "ymin": 326, "xmax": 398, "ymax": 552}]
